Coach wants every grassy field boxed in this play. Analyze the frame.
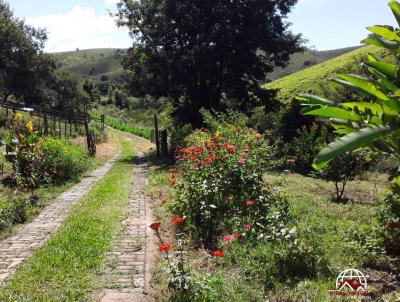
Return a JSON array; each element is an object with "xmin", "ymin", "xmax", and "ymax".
[
  {"xmin": 262, "ymin": 45, "xmax": 393, "ymax": 103},
  {"xmin": 266, "ymin": 46, "xmax": 361, "ymax": 80},
  {"xmin": 51, "ymin": 48, "xmax": 125, "ymax": 80},
  {"xmin": 0, "ymin": 134, "xmax": 134, "ymax": 301},
  {"xmin": 145, "ymin": 164, "xmax": 399, "ymax": 301}
]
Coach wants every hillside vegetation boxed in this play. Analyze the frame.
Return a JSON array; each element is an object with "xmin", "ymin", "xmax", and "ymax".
[
  {"xmin": 263, "ymin": 45, "xmax": 392, "ymax": 103},
  {"xmin": 267, "ymin": 45, "xmax": 361, "ymax": 80},
  {"xmin": 51, "ymin": 48, "xmax": 125, "ymax": 80},
  {"xmin": 51, "ymin": 46, "xmax": 361, "ymax": 83}
]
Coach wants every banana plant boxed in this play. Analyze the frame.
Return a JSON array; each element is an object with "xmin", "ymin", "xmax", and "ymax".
[{"xmin": 297, "ymin": 0, "xmax": 400, "ymax": 169}]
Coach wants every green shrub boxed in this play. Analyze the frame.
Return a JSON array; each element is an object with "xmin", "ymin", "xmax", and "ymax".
[
  {"xmin": 39, "ymin": 137, "xmax": 91, "ymax": 183},
  {"xmin": 0, "ymin": 196, "xmax": 31, "ymax": 231},
  {"xmin": 289, "ymin": 124, "xmax": 328, "ymax": 174},
  {"xmin": 171, "ymin": 120, "xmax": 289, "ymax": 246},
  {"xmin": 316, "ymin": 151, "xmax": 371, "ymax": 202}
]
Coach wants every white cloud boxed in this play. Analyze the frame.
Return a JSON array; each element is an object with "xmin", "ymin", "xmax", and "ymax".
[
  {"xmin": 25, "ymin": 6, "xmax": 131, "ymax": 52},
  {"xmin": 104, "ymin": 0, "xmax": 119, "ymax": 5}
]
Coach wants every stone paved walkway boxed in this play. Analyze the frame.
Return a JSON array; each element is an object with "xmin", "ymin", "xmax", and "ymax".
[
  {"xmin": 97, "ymin": 152, "xmax": 154, "ymax": 302},
  {"xmin": 0, "ymin": 153, "xmax": 120, "ymax": 285}
]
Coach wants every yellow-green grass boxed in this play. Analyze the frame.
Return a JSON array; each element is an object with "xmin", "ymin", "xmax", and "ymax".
[
  {"xmin": 262, "ymin": 45, "xmax": 392, "ymax": 103},
  {"xmin": 147, "ymin": 166, "xmax": 395, "ymax": 301},
  {"xmin": 0, "ymin": 135, "xmax": 135, "ymax": 301}
]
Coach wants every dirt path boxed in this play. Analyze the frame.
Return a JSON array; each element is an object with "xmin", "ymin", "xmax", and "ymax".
[
  {"xmin": 0, "ymin": 153, "xmax": 120, "ymax": 285},
  {"xmin": 96, "ymin": 148, "xmax": 156, "ymax": 302}
]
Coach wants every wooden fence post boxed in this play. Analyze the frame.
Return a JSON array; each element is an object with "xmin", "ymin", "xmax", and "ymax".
[
  {"xmin": 160, "ymin": 129, "xmax": 168, "ymax": 157},
  {"xmin": 52, "ymin": 116, "xmax": 56, "ymax": 135},
  {"xmin": 154, "ymin": 113, "xmax": 160, "ymax": 158},
  {"xmin": 58, "ymin": 118, "xmax": 61, "ymax": 139},
  {"xmin": 101, "ymin": 114, "xmax": 105, "ymax": 131},
  {"xmin": 44, "ymin": 115, "xmax": 49, "ymax": 135}
]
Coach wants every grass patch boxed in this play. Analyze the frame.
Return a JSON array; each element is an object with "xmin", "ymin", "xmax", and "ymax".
[
  {"xmin": 0, "ymin": 138, "xmax": 134, "ymax": 301},
  {"xmin": 147, "ymin": 166, "xmax": 396, "ymax": 301}
]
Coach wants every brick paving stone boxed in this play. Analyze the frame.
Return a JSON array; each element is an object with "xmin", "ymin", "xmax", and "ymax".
[
  {"xmin": 98, "ymin": 152, "xmax": 153, "ymax": 302},
  {"xmin": 0, "ymin": 153, "xmax": 120, "ymax": 285}
]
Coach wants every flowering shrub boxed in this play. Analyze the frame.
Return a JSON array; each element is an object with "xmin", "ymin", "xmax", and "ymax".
[
  {"xmin": 4, "ymin": 114, "xmax": 51, "ymax": 189},
  {"xmin": 4, "ymin": 113, "xmax": 90, "ymax": 189},
  {"xmin": 171, "ymin": 124, "xmax": 289, "ymax": 246}
]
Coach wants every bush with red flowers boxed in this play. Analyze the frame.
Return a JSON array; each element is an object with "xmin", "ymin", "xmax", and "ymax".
[{"xmin": 170, "ymin": 121, "xmax": 290, "ymax": 246}]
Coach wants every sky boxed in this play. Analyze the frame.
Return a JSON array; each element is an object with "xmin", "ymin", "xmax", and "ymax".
[{"xmin": 7, "ymin": 0, "xmax": 397, "ymax": 53}]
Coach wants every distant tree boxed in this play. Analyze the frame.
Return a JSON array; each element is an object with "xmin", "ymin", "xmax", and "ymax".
[
  {"xmin": 0, "ymin": 0, "xmax": 54, "ymax": 104},
  {"xmin": 114, "ymin": 88, "xmax": 127, "ymax": 108},
  {"xmin": 54, "ymin": 71, "xmax": 90, "ymax": 117},
  {"xmin": 317, "ymin": 152, "xmax": 370, "ymax": 202},
  {"xmin": 107, "ymin": 87, "xmax": 115, "ymax": 105},
  {"xmin": 116, "ymin": 0, "xmax": 303, "ymax": 128}
]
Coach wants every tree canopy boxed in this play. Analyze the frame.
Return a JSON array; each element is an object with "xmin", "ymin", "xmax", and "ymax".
[
  {"xmin": 0, "ymin": 0, "xmax": 54, "ymax": 104},
  {"xmin": 116, "ymin": 0, "xmax": 303, "ymax": 128}
]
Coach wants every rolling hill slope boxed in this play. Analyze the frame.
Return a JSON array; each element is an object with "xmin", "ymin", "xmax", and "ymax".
[
  {"xmin": 51, "ymin": 46, "xmax": 364, "ymax": 83},
  {"xmin": 262, "ymin": 45, "xmax": 392, "ymax": 103},
  {"xmin": 267, "ymin": 46, "xmax": 361, "ymax": 80},
  {"xmin": 51, "ymin": 48, "xmax": 125, "ymax": 80}
]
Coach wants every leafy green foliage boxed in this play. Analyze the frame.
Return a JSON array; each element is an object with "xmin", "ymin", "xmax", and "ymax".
[
  {"xmin": 263, "ymin": 45, "xmax": 392, "ymax": 104},
  {"xmin": 316, "ymin": 152, "xmax": 370, "ymax": 202},
  {"xmin": 171, "ymin": 122, "xmax": 289, "ymax": 246},
  {"xmin": 116, "ymin": 0, "xmax": 303, "ymax": 128},
  {"xmin": 298, "ymin": 0, "xmax": 400, "ymax": 257},
  {"xmin": 39, "ymin": 137, "xmax": 91, "ymax": 183}
]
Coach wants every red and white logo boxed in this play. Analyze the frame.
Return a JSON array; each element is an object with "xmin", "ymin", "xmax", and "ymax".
[{"xmin": 328, "ymin": 269, "xmax": 370, "ymax": 297}]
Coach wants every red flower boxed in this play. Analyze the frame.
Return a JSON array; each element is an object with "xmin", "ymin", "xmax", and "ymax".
[
  {"xmin": 224, "ymin": 144, "xmax": 236, "ymax": 154},
  {"xmin": 224, "ymin": 233, "xmax": 241, "ymax": 241},
  {"xmin": 212, "ymin": 250, "xmax": 223, "ymax": 257},
  {"xmin": 236, "ymin": 127, "xmax": 241, "ymax": 132},
  {"xmin": 168, "ymin": 168, "xmax": 175, "ymax": 173},
  {"xmin": 244, "ymin": 224, "xmax": 252, "ymax": 230},
  {"xmin": 171, "ymin": 217, "xmax": 185, "ymax": 224},
  {"xmin": 238, "ymin": 159, "xmax": 246, "ymax": 165},
  {"xmin": 150, "ymin": 222, "xmax": 161, "ymax": 230},
  {"xmin": 254, "ymin": 133, "xmax": 262, "ymax": 139},
  {"xmin": 245, "ymin": 199, "xmax": 254, "ymax": 206},
  {"xmin": 160, "ymin": 200, "xmax": 167, "ymax": 206},
  {"xmin": 223, "ymin": 235, "xmax": 233, "ymax": 241},
  {"xmin": 159, "ymin": 243, "xmax": 172, "ymax": 252}
]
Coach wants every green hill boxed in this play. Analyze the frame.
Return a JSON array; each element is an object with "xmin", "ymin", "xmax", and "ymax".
[
  {"xmin": 51, "ymin": 48, "xmax": 125, "ymax": 80},
  {"xmin": 262, "ymin": 45, "xmax": 392, "ymax": 103},
  {"xmin": 51, "ymin": 46, "xmax": 364, "ymax": 83},
  {"xmin": 267, "ymin": 46, "xmax": 361, "ymax": 80}
]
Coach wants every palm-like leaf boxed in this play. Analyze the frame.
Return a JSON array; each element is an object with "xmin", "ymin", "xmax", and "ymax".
[{"xmin": 313, "ymin": 125, "xmax": 395, "ymax": 169}]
